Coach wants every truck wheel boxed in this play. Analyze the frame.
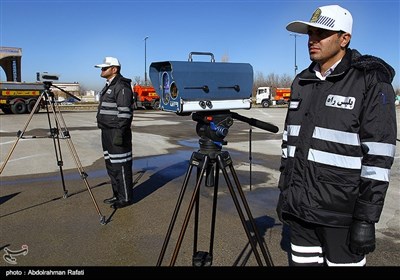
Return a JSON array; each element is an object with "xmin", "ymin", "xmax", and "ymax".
[
  {"xmin": 27, "ymin": 99, "xmax": 40, "ymax": 113},
  {"xmin": 153, "ymin": 100, "xmax": 160, "ymax": 110},
  {"xmin": 261, "ymin": 100, "xmax": 270, "ymax": 108},
  {"xmin": 11, "ymin": 100, "xmax": 27, "ymax": 114}
]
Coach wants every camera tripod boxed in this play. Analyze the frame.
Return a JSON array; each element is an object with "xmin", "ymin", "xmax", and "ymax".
[
  {"xmin": 0, "ymin": 82, "xmax": 106, "ymax": 225},
  {"xmin": 157, "ymin": 112, "xmax": 275, "ymax": 266}
]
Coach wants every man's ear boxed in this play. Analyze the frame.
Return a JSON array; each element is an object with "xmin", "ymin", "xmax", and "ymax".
[{"xmin": 341, "ymin": 33, "xmax": 351, "ymax": 48}]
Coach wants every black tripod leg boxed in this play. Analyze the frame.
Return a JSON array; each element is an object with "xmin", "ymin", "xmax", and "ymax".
[
  {"xmin": 169, "ymin": 153, "xmax": 209, "ymax": 266},
  {"xmin": 226, "ymin": 159, "xmax": 274, "ymax": 266},
  {"xmin": 157, "ymin": 154, "xmax": 196, "ymax": 266},
  {"xmin": 207, "ymin": 162, "xmax": 220, "ymax": 263},
  {"xmin": 217, "ymin": 152, "xmax": 273, "ymax": 266},
  {"xmin": 192, "ymin": 165, "xmax": 201, "ymax": 258},
  {"xmin": 191, "ymin": 161, "xmax": 219, "ymax": 267},
  {"xmin": 164, "ymin": 153, "xmax": 210, "ymax": 266}
]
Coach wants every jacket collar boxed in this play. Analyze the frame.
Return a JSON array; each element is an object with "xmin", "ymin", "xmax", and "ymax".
[
  {"xmin": 298, "ymin": 48, "xmax": 395, "ymax": 83},
  {"xmin": 108, "ymin": 74, "xmax": 122, "ymax": 86},
  {"xmin": 299, "ymin": 48, "xmax": 356, "ymax": 81}
]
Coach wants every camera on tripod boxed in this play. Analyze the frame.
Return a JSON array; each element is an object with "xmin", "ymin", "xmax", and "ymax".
[
  {"xmin": 149, "ymin": 52, "xmax": 253, "ymax": 114},
  {"xmin": 36, "ymin": 72, "xmax": 60, "ymax": 82},
  {"xmin": 150, "ymin": 51, "xmax": 278, "ymax": 150},
  {"xmin": 152, "ymin": 54, "xmax": 277, "ymax": 267}
]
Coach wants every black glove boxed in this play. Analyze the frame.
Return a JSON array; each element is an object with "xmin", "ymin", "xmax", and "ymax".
[
  {"xmin": 349, "ymin": 219, "xmax": 376, "ymax": 255},
  {"xmin": 113, "ymin": 131, "xmax": 124, "ymax": 146}
]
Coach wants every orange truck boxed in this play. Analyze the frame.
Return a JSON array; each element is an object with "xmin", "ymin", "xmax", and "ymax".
[
  {"xmin": 275, "ymin": 88, "xmax": 291, "ymax": 103},
  {"xmin": 132, "ymin": 84, "xmax": 160, "ymax": 110}
]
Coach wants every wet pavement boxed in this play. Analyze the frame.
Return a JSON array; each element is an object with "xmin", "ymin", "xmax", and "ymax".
[{"xmin": 0, "ymin": 107, "xmax": 399, "ymax": 272}]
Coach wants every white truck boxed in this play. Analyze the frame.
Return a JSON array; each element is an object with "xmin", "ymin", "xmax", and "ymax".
[{"xmin": 255, "ymin": 86, "xmax": 291, "ymax": 108}]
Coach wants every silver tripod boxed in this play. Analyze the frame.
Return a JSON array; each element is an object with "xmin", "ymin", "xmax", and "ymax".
[{"xmin": 0, "ymin": 82, "xmax": 106, "ymax": 225}]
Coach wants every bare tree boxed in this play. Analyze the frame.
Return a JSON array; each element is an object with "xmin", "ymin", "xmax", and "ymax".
[
  {"xmin": 133, "ymin": 76, "xmax": 143, "ymax": 85},
  {"xmin": 221, "ymin": 53, "xmax": 230, "ymax": 62},
  {"xmin": 252, "ymin": 71, "xmax": 294, "ymax": 98},
  {"xmin": 279, "ymin": 74, "xmax": 293, "ymax": 88}
]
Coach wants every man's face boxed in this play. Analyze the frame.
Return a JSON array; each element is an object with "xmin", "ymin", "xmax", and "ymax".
[
  {"xmin": 307, "ymin": 27, "xmax": 350, "ymax": 64},
  {"xmin": 100, "ymin": 66, "xmax": 117, "ymax": 79}
]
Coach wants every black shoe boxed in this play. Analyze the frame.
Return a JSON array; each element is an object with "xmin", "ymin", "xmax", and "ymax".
[
  {"xmin": 111, "ymin": 200, "xmax": 132, "ymax": 209},
  {"xmin": 103, "ymin": 196, "xmax": 118, "ymax": 204}
]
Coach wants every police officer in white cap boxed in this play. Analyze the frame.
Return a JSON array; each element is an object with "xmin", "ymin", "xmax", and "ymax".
[
  {"xmin": 277, "ymin": 5, "xmax": 397, "ymax": 266},
  {"xmin": 95, "ymin": 57, "xmax": 134, "ymax": 209}
]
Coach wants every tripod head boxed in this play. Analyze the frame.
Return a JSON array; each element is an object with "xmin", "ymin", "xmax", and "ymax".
[
  {"xmin": 192, "ymin": 111, "xmax": 233, "ymax": 153},
  {"xmin": 41, "ymin": 81, "xmax": 81, "ymax": 102},
  {"xmin": 43, "ymin": 81, "xmax": 52, "ymax": 90},
  {"xmin": 191, "ymin": 110, "xmax": 279, "ymax": 155},
  {"xmin": 42, "ymin": 81, "xmax": 54, "ymax": 98}
]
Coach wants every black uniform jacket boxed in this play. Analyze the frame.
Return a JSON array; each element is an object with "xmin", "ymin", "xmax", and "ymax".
[
  {"xmin": 97, "ymin": 74, "xmax": 134, "ymax": 130},
  {"xmin": 277, "ymin": 49, "xmax": 397, "ymax": 227}
]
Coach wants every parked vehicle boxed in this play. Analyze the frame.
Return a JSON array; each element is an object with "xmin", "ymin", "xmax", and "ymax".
[
  {"xmin": 1, "ymin": 46, "xmax": 79, "ymax": 114},
  {"xmin": 132, "ymin": 84, "xmax": 160, "ymax": 110},
  {"xmin": 255, "ymin": 86, "xmax": 291, "ymax": 108},
  {"xmin": 0, "ymin": 81, "xmax": 43, "ymax": 114}
]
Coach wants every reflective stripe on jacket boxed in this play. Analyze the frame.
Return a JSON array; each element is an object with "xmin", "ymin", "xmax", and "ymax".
[{"xmin": 97, "ymin": 74, "xmax": 134, "ymax": 129}]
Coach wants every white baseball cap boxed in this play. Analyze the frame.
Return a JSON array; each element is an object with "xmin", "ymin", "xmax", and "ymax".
[
  {"xmin": 286, "ymin": 5, "xmax": 353, "ymax": 35},
  {"xmin": 94, "ymin": 56, "xmax": 121, "ymax": 68}
]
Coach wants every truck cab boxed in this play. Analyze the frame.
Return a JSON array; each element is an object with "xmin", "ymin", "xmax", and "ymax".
[
  {"xmin": 132, "ymin": 84, "xmax": 160, "ymax": 110},
  {"xmin": 255, "ymin": 86, "xmax": 273, "ymax": 108}
]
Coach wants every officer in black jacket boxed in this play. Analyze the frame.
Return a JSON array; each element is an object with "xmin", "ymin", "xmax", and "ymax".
[
  {"xmin": 95, "ymin": 57, "xmax": 134, "ymax": 209},
  {"xmin": 277, "ymin": 5, "xmax": 397, "ymax": 266}
]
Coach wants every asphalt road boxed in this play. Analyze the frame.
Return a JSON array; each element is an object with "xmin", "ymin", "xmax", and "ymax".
[{"xmin": 0, "ymin": 106, "xmax": 399, "ymax": 271}]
